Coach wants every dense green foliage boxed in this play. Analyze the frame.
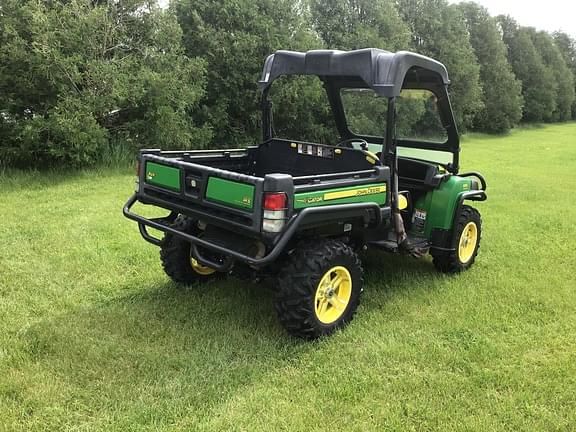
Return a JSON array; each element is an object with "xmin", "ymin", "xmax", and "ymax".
[
  {"xmin": 396, "ymin": 0, "xmax": 483, "ymax": 131},
  {"xmin": 2, "ymin": 123, "xmax": 576, "ymax": 430},
  {"xmin": 553, "ymin": 31, "xmax": 576, "ymax": 118},
  {"xmin": 457, "ymin": 3, "xmax": 523, "ymax": 132},
  {"xmin": 0, "ymin": 0, "xmax": 207, "ymax": 168},
  {"xmin": 309, "ymin": 0, "xmax": 410, "ymax": 51},
  {"xmin": 175, "ymin": 0, "xmax": 322, "ymax": 147},
  {"xmin": 530, "ymin": 30, "xmax": 575, "ymax": 121},
  {"xmin": 269, "ymin": 76, "xmax": 340, "ymax": 145},
  {"xmin": 497, "ymin": 16, "xmax": 557, "ymax": 123},
  {"xmin": 1, "ymin": 0, "xmax": 575, "ymax": 168}
]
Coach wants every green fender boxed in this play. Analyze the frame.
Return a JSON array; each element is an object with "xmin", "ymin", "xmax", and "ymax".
[{"xmin": 413, "ymin": 176, "xmax": 476, "ymax": 237}]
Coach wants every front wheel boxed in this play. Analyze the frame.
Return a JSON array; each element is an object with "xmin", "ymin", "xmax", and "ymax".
[
  {"xmin": 275, "ymin": 240, "xmax": 363, "ymax": 339},
  {"xmin": 432, "ymin": 205, "xmax": 482, "ymax": 273},
  {"xmin": 160, "ymin": 216, "xmax": 219, "ymax": 284}
]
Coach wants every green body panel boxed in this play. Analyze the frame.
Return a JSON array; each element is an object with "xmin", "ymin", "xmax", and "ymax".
[
  {"xmin": 413, "ymin": 176, "xmax": 474, "ymax": 237},
  {"xmin": 294, "ymin": 183, "xmax": 387, "ymax": 209},
  {"xmin": 145, "ymin": 162, "xmax": 181, "ymax": 191},
  {"xmin": 205, "ymin": 177, "xmax": 255, "ymax": 210}
]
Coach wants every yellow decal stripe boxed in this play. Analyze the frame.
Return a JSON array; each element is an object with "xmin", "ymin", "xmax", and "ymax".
[{"xmin": 323, "ymin": 185, "xmax": 386, "ymax": 201}]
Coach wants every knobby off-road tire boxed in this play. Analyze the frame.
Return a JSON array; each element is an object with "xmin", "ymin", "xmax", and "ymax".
[
  {"xmin": 160, "ymin": 215, "xmax": 219, "ymax": 285},
  {"xmin": 432, "ymin": 205, "xmax": 482, "ymax": 273},
  {"xmin": 275, "ymin": 240, "xmax": 363, "ymax": 339}
]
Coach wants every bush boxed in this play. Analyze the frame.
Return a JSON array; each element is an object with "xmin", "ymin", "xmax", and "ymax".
[
  {"xmin": 20, "ymin": 102, "xmax": 108, "ymax": 167},
  {"xmin": 0, "ymin": 0, "xmax": 208, "ymax": 169}
]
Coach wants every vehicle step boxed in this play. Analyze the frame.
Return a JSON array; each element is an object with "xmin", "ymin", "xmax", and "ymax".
[
  {"xmin": 368, "ymin": 240, "xmax": 399, "ymax": 252},
  {"xmin": 369, "ymin": 237, "xmax": 430, "ymax": 253}
]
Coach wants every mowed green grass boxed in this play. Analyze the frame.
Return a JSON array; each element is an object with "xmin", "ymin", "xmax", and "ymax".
[{"xmin": 1, "ymin": 123, "xmax": 576, "ymax": 431}]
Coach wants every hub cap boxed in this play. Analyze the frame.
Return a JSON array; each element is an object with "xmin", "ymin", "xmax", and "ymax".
[
  {"xmin": 458, "ymin": 222, "xmax": 478, "ymax": 263},
  {"xmin": 190, "ymin": 256, "xmax": 216, "ymax": 276},
  {"xmin": 314, "ymin": 266, "xmax": 352, "ymax": 324}
]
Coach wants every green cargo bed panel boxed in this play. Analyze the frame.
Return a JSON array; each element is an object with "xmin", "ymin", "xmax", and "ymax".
[
  {"xmin": 205, "ymin": 177, "xmax": 255, "ymax": 210},
  {"xmin": 145, "ymin": 162, "xmax": 181, "ymax": 191}
]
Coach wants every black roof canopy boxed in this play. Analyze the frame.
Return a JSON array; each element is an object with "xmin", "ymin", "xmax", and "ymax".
[{"xmin": 258, "ymin": 48, "xmax": 450, "ymax": 97}]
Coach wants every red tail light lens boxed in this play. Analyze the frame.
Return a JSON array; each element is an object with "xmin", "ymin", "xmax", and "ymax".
[
  {"xmin": 262, "ymin": 193, "xmax": 287, "ymax": 233},
  {"xmin": 263, "ymin": 192, "xmax": 287, "ymax": 210}
]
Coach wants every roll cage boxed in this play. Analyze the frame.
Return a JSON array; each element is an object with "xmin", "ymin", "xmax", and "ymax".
[{"xmin": 258, "ymin": 48, "xmax": 460, "ymax": 174}]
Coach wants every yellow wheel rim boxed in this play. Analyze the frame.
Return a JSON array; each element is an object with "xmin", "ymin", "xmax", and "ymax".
[
  {"xmin": 314, "ymin": 266, "xmax": 352, "ymax": 324},
  {"xmin": 190, "ymin": 257, "xmax": 216, "ymax": 276},
  {"xmin": 458, "ymin": 222, "xmax": 478, "ymax": 264}
]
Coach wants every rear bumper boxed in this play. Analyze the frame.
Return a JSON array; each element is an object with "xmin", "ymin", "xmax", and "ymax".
[{"xmin": 123, "ymin": 194, "xmax": 388, "ymax": 270}]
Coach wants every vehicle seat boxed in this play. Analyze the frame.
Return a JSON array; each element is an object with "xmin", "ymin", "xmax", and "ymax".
[
  {"xmin": 397, "ymin": 158, "xmax": 443, "ymax": 190},
  {"xmin": 255, "ymin": 139, "xmax": 379, "ymax": 176}
]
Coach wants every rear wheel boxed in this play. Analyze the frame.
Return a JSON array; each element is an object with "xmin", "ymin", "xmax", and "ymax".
[
  {"xmin": 275, "ymin": 240, "xmax": 363, "ymax": 339},
  {"xmin": 160, "ymin": 215, "xmax": 219, "ymax": 284},
  {"xmin": 432, "ymin": 205, "xmax": 482, "ymax": 273}
]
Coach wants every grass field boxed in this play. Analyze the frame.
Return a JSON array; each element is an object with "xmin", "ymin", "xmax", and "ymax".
[{"xmin": 1, "ymin": 123, "xmax": 576, "ymax": 431}]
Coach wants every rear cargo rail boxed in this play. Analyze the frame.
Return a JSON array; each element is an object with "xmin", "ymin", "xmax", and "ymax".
[{"xmin": 138, "ymin": 152, "xmax": 266, "ymax": 233}]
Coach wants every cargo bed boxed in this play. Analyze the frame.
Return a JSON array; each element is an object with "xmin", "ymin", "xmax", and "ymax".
[
  {"xmin": 124, "ymin": 138, "xmax": 391, "ymax": 269},
  {"xmin": 134, "ymin": 138, "xmax": 390, "ymax": 232}
]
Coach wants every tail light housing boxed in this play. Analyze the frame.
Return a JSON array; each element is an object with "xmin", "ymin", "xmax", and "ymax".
[
  {"xmin": 262, "ymin": 192, "xmax": 287, "ymax": 233},
  {"xmin": 135, "ymin": 160, "xmax": 141, "ymax": 193}
]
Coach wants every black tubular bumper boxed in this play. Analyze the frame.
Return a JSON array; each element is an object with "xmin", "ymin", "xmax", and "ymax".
[
  {"xmin": 459, "ymin": 171, "xmax": 487, "ymax": 191},
  {"xmin": 458, "ymin": 171, "xmax": 488, "ymax": 206},
  {"xmin": 123, "ymin": 194, "xmax": 386, "ymax": 270}
]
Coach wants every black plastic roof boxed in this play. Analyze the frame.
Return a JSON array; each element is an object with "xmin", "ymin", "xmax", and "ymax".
[{"xmin": 258, "ymin": 48, "xmax": 450, "ymax": 97}]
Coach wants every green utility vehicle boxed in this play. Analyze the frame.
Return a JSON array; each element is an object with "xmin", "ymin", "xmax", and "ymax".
[{"xmin": 124, "ymin": 49, "xmax": 487, "ymax": 339}]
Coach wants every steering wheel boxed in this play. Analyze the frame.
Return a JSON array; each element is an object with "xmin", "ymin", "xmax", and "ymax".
[{"xmin": 335, "ymin": 138, "xmax": 369, "ymax": 150}]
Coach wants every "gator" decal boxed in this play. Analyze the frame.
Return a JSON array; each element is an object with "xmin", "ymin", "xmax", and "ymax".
[{"xmin": 294, "ymin": 183, "xmax": 387, "ymax": 209}]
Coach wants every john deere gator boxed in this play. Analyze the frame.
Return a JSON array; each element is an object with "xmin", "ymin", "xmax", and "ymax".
[{"xmin": 123, "ymin": 48, "xmax": 487, "ymax": 339}]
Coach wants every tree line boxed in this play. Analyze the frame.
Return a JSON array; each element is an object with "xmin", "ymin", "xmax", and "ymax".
[{"xmin": 1, "ymin": 0, "xmax": 575, "ymax": 168}]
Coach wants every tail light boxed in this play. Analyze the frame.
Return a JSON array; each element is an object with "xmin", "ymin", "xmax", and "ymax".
[{"xmin": 262, "ymin": 192, "xmax": 287, "ymax": 233}]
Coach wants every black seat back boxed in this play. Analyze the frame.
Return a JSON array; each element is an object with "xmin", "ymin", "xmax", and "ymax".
[
  {"xmin": 398, "ymin": 158, "xmax": 441, "ymax": 189},
  {"xmin": 255, "ymin": 139, "xmax": 377, "ymax": 177}
]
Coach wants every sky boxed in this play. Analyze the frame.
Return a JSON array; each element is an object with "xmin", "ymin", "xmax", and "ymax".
[
  {"xmin": 447, "ymin": 0, "xmax": 576, "ymax": 38},
  {"xmin": 157, "ymin": 0, "xmax": 576, "ymax": 38}
]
